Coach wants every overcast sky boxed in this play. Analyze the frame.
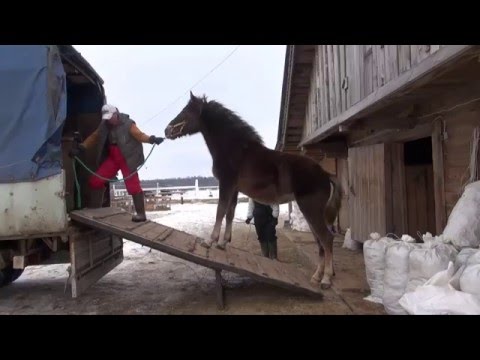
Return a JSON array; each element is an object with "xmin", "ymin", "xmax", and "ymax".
[{"xmin": 73, "ymin": 45, "xmax": 286, "ymax": 180}]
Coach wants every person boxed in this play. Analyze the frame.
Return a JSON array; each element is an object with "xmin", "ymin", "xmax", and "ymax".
[
  {"xmin": 70, "ymin": 104, "xmax": 164, "ymax": 222},
  {"xmin": 246, "ymin": 198, "xmax": 280, "ymax": 260}
]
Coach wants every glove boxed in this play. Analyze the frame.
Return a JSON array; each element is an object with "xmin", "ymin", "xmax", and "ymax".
[
  {"xmin": 245, "ymin": 217, "xmax": 252, "ymax": 225},
  {"xmin": 69, "ymin": 144, "xmax": 85, "ymax": 158},
  {"xmin": 149, "ymin": 135, "xmax": 164, "ymax": 145}
]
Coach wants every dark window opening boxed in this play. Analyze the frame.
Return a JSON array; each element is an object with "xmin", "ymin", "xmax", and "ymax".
[{"xmin": 404, "ymin": 137, "xmax": 433, "ymax": 166}]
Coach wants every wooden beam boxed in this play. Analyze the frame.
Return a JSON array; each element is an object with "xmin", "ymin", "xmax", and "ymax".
[
  {"xmin": 351, "ymin": 115, "xmax": 419, "ymax": 132},
  {"xmin": 303, "ymin": 140, "xmax": 348, "ymax": 158},
  {"xmin": 215, "ymin": 270, "xmax": 225, "ymax": 310},
  {"xmin": 350, "ymin": 129, "xmax": 399, "ymax": 147},
  {"xmin": 432, "ymin": 119, "xmax": 447, "ymax": 234},
  {"xmin": 300, "ymin": 45, "xmax": 477, "ymax": 146}
]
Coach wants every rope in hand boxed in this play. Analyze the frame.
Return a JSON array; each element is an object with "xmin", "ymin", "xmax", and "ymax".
[{"xmin": 72, "ymin": 144, "xmax": 157, "ymax": 209}]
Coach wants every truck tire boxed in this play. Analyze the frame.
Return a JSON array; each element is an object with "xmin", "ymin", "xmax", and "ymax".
[{"xmin": 0, "ymin": 266, "xmax": 24, "ymax": 287}]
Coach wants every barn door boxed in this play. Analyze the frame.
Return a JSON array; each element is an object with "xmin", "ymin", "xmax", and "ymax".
[{"xmin": 348, "ymin": 144, "xmax": 392, "ymax": 242}]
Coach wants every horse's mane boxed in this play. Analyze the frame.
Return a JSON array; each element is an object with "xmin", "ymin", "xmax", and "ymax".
[{"xmin": 201, "ymin": 97, "xmax": 264, "ymax": 145}]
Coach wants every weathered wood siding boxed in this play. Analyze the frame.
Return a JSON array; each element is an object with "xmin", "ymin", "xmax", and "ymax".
[
  {"xmin": 443, "ymin": 106, "xmax": 480, "ymax": 216},
  {"xmin": 304, "ymin": 45, "xmax": 443, "ymax": 138},
  {"xmin": 348, "ymin": 144, "xmax": 392, "ymax": 241},
  {"xmin": 405, "ymin": 165, "xmax": 436, "ymax": 236},
  {"xmin": 336, "ymin": 158, "xmax": 349, "ymax": 233}
]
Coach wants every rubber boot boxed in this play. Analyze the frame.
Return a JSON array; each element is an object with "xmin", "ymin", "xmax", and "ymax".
[
  {"xmin": 260, "ymin": 241, "xmax": 269, "ymax": 257},
  {"xmin": 87, "ymin": 189, "xmax": 104, "ymax": 209},
  {"xmin": 268, "ymin": 241, "xmax": 278, "ymax": 260},
  {"xmin": 132, "ymin": 192, "xmax": 147, "ymax": 222}
]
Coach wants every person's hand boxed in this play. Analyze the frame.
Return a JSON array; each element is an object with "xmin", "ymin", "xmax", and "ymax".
[
  {"xmin": 149, "ymin": 136, "xmax": 164, "ymax": 145},
  {"xmin": 246, "ymin": 217, "xmax": 252, "ymax": 225}
]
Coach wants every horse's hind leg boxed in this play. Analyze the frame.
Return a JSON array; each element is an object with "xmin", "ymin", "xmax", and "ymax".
[
  {"xmin": 296, "ymin": 193, "xmax": 335, "ymax": 289},
  {"xmin": 217, "ymin": 190, "xmax": 238, "ymax": 250}
]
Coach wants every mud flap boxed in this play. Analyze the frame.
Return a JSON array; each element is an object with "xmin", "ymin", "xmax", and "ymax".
[{"xmin": 68, "ymin": 226, "xmax": 123, "ymax": 298}]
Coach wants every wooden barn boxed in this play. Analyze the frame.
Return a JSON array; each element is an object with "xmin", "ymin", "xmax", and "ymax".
[{"xmin": 276, "ymin": 45, "xmax": 480, "ymax": 242}]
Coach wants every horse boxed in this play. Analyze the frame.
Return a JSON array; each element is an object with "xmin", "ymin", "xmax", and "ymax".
[{"xmin": 164, "ymin": 92, "xmax": 342, "ymax": 289}]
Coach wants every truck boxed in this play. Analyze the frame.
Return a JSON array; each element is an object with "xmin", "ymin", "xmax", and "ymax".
[{"xmin": 0, "ymin": 45, "xmax": 124, "ymax": 296}]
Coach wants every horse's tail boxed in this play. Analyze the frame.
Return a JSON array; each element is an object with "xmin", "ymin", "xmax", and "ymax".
[{"xmin": 325, "ymin": 175, "xmax": 342, "ymax": 226}]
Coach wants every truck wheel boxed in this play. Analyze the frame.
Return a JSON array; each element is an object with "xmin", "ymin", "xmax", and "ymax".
[{"xmin": 0, "ymin": 266, "xmax": 24, "ymax": 287}]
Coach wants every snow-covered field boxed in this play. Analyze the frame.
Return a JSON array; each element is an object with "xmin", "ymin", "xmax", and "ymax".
[{"xmin": 149, "ymin": 202, "xmax": 290, "ymax": 237}]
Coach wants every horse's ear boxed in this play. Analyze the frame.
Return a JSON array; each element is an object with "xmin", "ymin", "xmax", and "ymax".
[{"xmin": 190, "ymin": 91, "xmax": 196, "ymax": 101}]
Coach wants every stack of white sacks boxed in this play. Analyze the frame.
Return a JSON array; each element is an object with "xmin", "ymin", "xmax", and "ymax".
[
  {"xmin": 363, "ymin": 181, "xmax": 480, "ymax": 315},
  {"xmin": 289, "ymin": 201, "xmax": 311, "ymax": 232}
]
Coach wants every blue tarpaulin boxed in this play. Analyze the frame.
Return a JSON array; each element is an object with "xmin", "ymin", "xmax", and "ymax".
[{"xmin": 0, "ymin": 45, "xmax": 67, "ymax": 183}]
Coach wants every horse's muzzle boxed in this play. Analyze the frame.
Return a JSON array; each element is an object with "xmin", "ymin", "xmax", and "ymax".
[{"xmin": 164, "ymin": 125, "xmax": 174, "ymax": 139}]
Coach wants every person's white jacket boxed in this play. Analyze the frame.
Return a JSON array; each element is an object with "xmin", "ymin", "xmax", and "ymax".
[{"xmin": 246, "ymin": 198, "xmax": 279, "ymax": 219}]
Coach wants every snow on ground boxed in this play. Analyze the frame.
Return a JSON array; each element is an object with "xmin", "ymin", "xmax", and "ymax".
[{"xmin": 148, "ymin": 202, "xmax": 290, "ymax": 238}]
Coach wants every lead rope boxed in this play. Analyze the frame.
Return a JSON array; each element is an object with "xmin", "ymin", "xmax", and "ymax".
[{"xmin": 72, "ymin": 144, "xmax": 156, "ymax": 209}]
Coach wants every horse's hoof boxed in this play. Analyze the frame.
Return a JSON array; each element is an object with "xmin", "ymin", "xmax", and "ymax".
[
  {"xmin": 201, "ymin": 240, "xmax": 212, "ymax": 248},
  {"xmin": 310, "ymin": 275, "xmax": 321, "ymax": 284},
  {"xmin": 320, "ymin": 282, "xmax": 332, "ymax": 290},
  {"xmin": 216, "ymin": 242, "xmax": 227, "ymax": 250}
]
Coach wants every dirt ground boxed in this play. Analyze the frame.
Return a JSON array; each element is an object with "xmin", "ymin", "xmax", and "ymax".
[{"xmin": 0, "ymin": 204, "xmax": 385, "ymax": 315}]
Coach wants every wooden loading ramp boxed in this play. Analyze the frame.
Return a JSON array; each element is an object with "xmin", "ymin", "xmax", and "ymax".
[{"xmin": 70, "ymin": 207, "xmax": 323, "ymax": 308}]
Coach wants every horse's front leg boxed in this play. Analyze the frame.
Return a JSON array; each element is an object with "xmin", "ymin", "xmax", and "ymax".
[
  {"xmin": 217, "ymin": 190, "xmax": 238, "ymax": 250},
  {"xmin": 201, "ymin": 182, "xmax": 235, "ymax": 248}
]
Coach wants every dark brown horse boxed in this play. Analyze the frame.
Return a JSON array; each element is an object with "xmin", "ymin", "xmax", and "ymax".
[{"xmin": 164, "ymin": 92, "xmax": 342, "ymax": 289}]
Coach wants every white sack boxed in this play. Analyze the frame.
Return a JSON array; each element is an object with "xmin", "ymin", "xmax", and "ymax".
[
  {"xmin": 363, "ymin": 235, "xmax": 396, "ymax": 303},
  {"xmin": 289, "ymin": 201, "xmax": 311, "ymax": 232},
  {"xmin": 459, "ymin": 264, "xmax": 480, "ymax": 297},
  {"xmin": 399, "ymin": 262, "xmax": 480, "ymax": 315},
  {"xmin": 406, "ymin": 243, "xmax": 458, "ymax": 293},
  {"xmin": 455, "ymin": 248, "xmax": 479, "ymax": 272},
  {"xmin": 382, "ymin": 241, "xmax": 421, "ymax": 315},
  {"xmin": 399, "ymin": 284, "xmax": 480, "ymax": 315},
  {"xmin": 466, "ymin": 251, "xmax": 480, "ymax": 267},
  {"xmin": 443, "ymin": 180, "xmax": 480, "ymax": 248},
  {"xmin": 342, "ymin": 228, "xmax": 361, "ymax": 251}
]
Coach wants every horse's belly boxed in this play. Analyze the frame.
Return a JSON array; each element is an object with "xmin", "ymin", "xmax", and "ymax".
[{"xmin": 238, "ymin": 181, "xmax": 294, "ymax": 205}]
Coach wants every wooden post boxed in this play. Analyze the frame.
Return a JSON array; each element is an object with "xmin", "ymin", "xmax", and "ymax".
[
  {"xmin": 432, "ymin": 120, "xmax": 447, "ymax": 234},
  {"xmin": 215, "ymin": 270, "xmax": 225, "ymax": 310}
]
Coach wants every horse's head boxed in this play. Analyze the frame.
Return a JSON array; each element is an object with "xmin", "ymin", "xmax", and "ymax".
[{"xmin": 164, "ymin": 91, "xmax": 205, "ymax": 140}]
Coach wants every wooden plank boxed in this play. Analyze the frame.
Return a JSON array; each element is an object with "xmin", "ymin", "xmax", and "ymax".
[
  {"xmin": 215, "ymin": 270, "xmax": 225, "ymax": 310},
  {"xmin": 327, "ymin": 45, "xmax": 337, "ymax": 118},
  {"xmin": 426, "ymin": 166, "xmax": 437, "ymax": 233},
  {"xmin": 333, "ymin": 45, "xmax": 342, "ymax": 116},
  {"xmin": 353, "ymin": 45, "xmax": 364, "ymax": 104},
  {"xmin": 411, "ymin": 45, "xmax": 420, "ymax": 66},
  {"xmin": 376, "ymin": 45, "xmax": 386, "ymax": 88},
  {"xmin": 300, "ymin": 45, "xmax": 474, "ymax": 146},
  {"xmin": 418, "ymin": 45, "xmax": 431, "ymax": 63},
  {"xmin": 432, "ymin": 120, "xmax": 447, "ymax": 234},
  {"xmin": 69, "ymin": 231, "xmax": 123, "ymax": 298},
  {"xmin": 70, "ymin": 208, "xmax": 324, "ymax": 298},
  {"xmin": 339, "ymin": 45, "xmax": 347, "ymax": 112},
  {"xmin": 364, "ymin": 45, "xmax": 374, "ymax": 96},
  {"xmin": 345, "ymin": 45, "xmax": 354, "ymax": 109},
  {"xmin": 371, "ymin": 45, "xmax": 378, "ymax": 92},
  {"xmin": 317, "ymin": 46, "xmax": 326, "ymax": 125},
  {"xmin": 391, "ymin": 143, "xmax": 408, "ymax": 235},
  {"xmin": 430, "ymin": 45, "xmax": 441, "ymax": 54},
  {"xmin": 385, "ymin": 45, "xmax": 399, "ymax": 83},
  {"xmin": 314, "ymin": 49, "xmax": 321, "ymax": 129},
  {"xmin": 398, "ymin": 45, "xmax": 411, "ymax": 74},
  {"xmin": 322, "ymin": 45, "xmax": 331, "ymax": 121}
]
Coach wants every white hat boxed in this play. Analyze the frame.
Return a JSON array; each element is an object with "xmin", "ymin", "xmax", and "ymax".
[{"xmin": 102, "ymin": 104, "xmax": 118, "ymax": 120}]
